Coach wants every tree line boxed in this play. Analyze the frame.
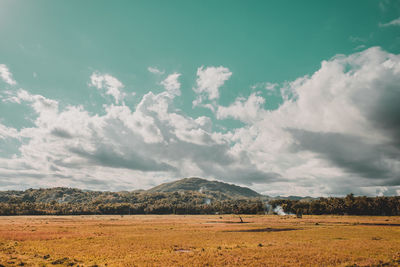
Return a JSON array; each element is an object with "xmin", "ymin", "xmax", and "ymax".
[
  {"xmin": 0, "ymin": 188, "xmax": 398, "ymax": 216},
  {"xmin": 269, "ymin": 194, "xmax": 400, "ymax": 216},
  {"xmin": 0, "ymin": 188, "xmax": 265, "ymax": 215}
]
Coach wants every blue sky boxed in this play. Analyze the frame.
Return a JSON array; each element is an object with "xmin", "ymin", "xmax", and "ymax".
[{"xmin": 0, "ymin": 0, "xmax": 400, "ymax": 196}]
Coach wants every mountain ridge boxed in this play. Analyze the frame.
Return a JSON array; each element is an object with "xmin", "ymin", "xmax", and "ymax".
[
  {"xmin": 147, "ymin": 177, "xmax": 261, "ymax": 199},
  {"xmin": 0, "ymin": 177, "xmax": 262, "ymax": 204},
  {"xmin": 0, "ymin": 178, "xmax": 320, "ymax": 202}
]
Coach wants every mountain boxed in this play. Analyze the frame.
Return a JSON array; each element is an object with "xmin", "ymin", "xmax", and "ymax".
[
  {"xmin": 147, "ymin": 177, "xmax": 261, "ymax": 199},
  {"xmin": 0, "ymin": 178, "xmax": 261, "ymax": 205}
]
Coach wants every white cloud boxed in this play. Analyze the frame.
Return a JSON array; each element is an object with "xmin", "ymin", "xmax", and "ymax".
[
  {"xmin": 193, "ymin": 66, "xmax": 232, "ymax": 107},
  {"xmin": 90, "ymin": 72, "xmax": 125, "ymax": 104},
  {"xmin": 1, "ymin": 47, "xmax": 400, "ymax": 196},
  {"xmin": 147, "ymin": 66, "xmax": 165, "ymax": 75},
  {"xmin": 354, "ymin": 44, "xmax": 366, "ymax": 51},
  {"xmin": 217, "ymin": 92, "xmax": 266, "ymax": 123},
  {"xmin": 0, "ymin": 64, "xmax": 17, "ymax": 85},
  {"xmin": 265, "ymin": 82, "xmax": 278, "ymax": 91},
  {"xmin": 224, "ymin": 47, "xmax": 400, "ymax": 196},
  {"xmin": 250, "ymin": 82, "xmax": 278, "ymax": 91},
  {"xmin": 0, "ymin": 123, "xmax": 19, "ymax": 140},
  {"xmin": 160, "ymin": 72, "xmax": 181, "ymax": 96},
  {"xmin": 0, "ymin": 74, "xmax": 263, "ymax": 191},
  {"xmin": 2, "ymin": 89, "xmax": 60, "ymax": 131},
  {"xmin": 379, "ymin": 17, "xmax": 400, "ymax": 27}
]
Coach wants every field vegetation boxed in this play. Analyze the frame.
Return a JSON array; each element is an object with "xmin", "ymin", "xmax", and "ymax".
[{"xmin": 0, "ymin": 215, "xmax": 399, "ymax": 266}]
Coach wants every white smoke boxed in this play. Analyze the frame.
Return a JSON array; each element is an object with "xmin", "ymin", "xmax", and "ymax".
[
  {"xmin": 273, "ymin": 205, "xmax": 290, "ymax": 216},
  {"xmin": 199, "ymin": 186, "xmax": 207, "ymax": 193},
  {"xmin": 265, "ymin": 203, "xmax": 272, "ymax": 214}
]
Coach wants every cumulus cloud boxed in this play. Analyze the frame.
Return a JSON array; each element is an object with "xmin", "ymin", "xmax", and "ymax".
[
  {"xmin": 0, "ymin": 64, "xmax": 17, "ymax": 85},
  {"xmin": 90, "ymin": 72, "xmax": 125, "ymax": 104},
  {"xmin": 193, "ymin": 66, "xmax": 232, "ymax": 107},
  {"xmin": 221, "ymin": 47, "xmax": 400, "ymax": 196},
  {"xmin": 1, "ymin": 47, "xmax": 400, "ymax": 196},
  {"xmin": 379, "ymin": 17, "xmax": 400, "ymax": 27},
  {"xmin": 0, "ymin": 124, "xmax": 18, "ymax": 140},
  {"xmin": 147, "ymin": 66, "xmax": 165, "ymax": 75},
  {"xmin": 0, "ymin": 71, "xmax": 271, "ymax": 191},
  {"xmin": 160, "ymin": 72, "xmax": 181, "ymax": 96},
  {"xmin": 288, "ymin": 129, "xmax": 397, "ymax": 181},
  {"xmin": 69, "ymin": 145, "xmax": 175, "ymax": 172},
  {"xmin": 217, "ymin": 92, "xmax": 266, "ymax": 123}
]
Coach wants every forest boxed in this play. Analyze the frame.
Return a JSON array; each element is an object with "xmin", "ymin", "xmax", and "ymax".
[
  {"xmin": 0, "ymin": 188, "xmax": 264, "ymax": 215},
  {"xmin": 0, "ymin": 188, "xmax": 398, "ymax": 215},
  {"xmin": 269, "ymin": 194, "xmax": 400, "ymax": 216}
]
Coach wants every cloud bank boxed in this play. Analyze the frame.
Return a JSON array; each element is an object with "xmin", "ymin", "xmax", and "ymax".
[
  {"xmin": 0, "ymin": 47, "xmax": 399, "ymax": 196},
  {"xmin": 0, "ymin": 64, "xmax": 17, "ymax": 85},
  {"xmin": 379, "ymin": 17, "xmax": 400, "ymax": 27}
]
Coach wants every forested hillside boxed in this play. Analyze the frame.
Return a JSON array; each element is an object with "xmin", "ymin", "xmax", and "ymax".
[
  {"xmin": 148, "ymin": 177, "xmax": 260, "ymax": 198},
  {"xmin": 0, "ymin": 181, "xmax": 398, "ymax": 216},
  {"xmin": 0, "ymin": 187, "xmax": 265, "ymax": 215}
]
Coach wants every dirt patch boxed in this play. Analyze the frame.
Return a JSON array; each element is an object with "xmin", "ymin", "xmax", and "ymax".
[
  {"xmin": 359, "ymin": 223, "xmax": 400, "ymax": 227},
  {"xmin": 174, "ymin": 249, "xmax": 192, "ymax": 253},
  {"xmin": 51, "ymin": 257, "xmax": 69, "ymax": 265},
  {"xmin": 225, "ymin": 227, "xmax": 298, "ymax": 233},
  {"xmin": 205, "ymin": 221, "xmax": 250, "ymax": 224}
]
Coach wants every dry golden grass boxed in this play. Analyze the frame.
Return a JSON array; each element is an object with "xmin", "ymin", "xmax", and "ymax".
[{"xmin": 0, "ymin": 215, "xmax": 399, "ymax": 266}]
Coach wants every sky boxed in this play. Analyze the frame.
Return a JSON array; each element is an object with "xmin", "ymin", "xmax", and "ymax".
[{"xmin": 0, "ymin": 0, "xmax": 400, "ymax": 196}]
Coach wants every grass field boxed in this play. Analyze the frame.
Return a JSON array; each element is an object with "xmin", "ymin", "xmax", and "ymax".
[{"xmin": 0, "ymin": 215, "xmax": 399, "ymax": 266}]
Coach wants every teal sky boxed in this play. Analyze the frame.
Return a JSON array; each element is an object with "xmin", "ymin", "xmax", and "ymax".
[
  {"xmin": 2, "ymin": 0, "xmax": 399, "ymax": 123},
  {"xmin": 0, "ymin": 0, "xmax": 400, "ymax": 196}
]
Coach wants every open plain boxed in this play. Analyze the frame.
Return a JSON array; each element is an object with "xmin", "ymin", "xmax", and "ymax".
[{"xmin": 0, "ymin": 215, "xmax": 399, "ymax": 266}]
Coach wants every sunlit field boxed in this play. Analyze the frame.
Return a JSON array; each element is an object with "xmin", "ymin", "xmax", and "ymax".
[{"xmin": 0, "ymin": 215, "xmax": 399, "ymax": 266}]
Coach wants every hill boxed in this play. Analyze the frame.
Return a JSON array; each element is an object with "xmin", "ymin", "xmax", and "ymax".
[
  {"xmin": 0, "ymin": 184, "xmax": 266, "ymax": 216},
  {"xmin": 0, "ymin": 181, "xmax": 398, "ymax": 216},
  {"xmin": 147, "ymin": 177, "xmax": 261, "ymax": 199},
  {"xmin": 0, "ymin": 178, "xmax": 261, "ymax": 206}
]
